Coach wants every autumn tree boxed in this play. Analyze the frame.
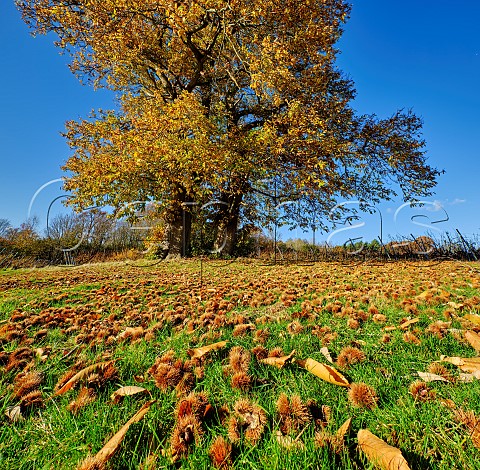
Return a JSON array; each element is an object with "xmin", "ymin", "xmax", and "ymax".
[{"xmin": 17, "ymin": 0, "xmax": 440, "ymax": 257}]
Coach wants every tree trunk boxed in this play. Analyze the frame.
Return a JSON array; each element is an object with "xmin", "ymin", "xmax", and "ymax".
[
  {"xmin": 213, "ymin": 194, "xmax": 242, "ymax": 255},
  {"xmin": 158, "ymin": 203, "xmax": 192, "ymax": 259},
  {"xmin": 213, "ymin": 216, "xmax": 238, "ymax": 255}
]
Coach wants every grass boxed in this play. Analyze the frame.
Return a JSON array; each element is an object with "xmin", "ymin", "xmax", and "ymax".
[{"xmin": 0, "ymin": 259, "xmax": 480, "ymax": 469}]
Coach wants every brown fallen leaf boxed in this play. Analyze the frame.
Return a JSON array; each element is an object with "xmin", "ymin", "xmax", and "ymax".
[
  {"xmin": 76, "ymin": 400, "xmax": 154, "ymax": 469},
  {"xmin": 260, "ymin": 350, "xmax": 296, "ymax": 369},
  {"xmin": 358, "ymin": 429, "xmax": 411, "ymax": 470},
  {"xmin": 439, "ymin": 356, "xmax": 480, "ymax": 373},
  {"xmin": 464, "ymin": 314, "xmax": 480, "ymax": 326},
  {"xmin": 297, "ymin": 358, "xmax": 350, "ymax": 387},
  {"xmin": 54, "ymin": 361, "xmax": 115, "ymax": 396},
  {"xmin": 417, "ymin": 371, "xmax": 449, "ymax": 383},
  {"xmin": 111, "ymin": 386, "xmax": 148, "ymax": 404},
  {"xmin": 400, "ymin": 318, "xmax": 419, "ymax": 330},
  {"xmin": 186, "ymin": 341, "xmax": 228, "ymax": 360},
  {"xmin": 465, "ymin": 331, "xmax": 480, "ymax": 353}
]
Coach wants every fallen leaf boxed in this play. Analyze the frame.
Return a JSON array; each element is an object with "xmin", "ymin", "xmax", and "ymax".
[
  {"xmin": 320, "ymin": 347, "xmax": 333, "ymax": 363},
  {"xmin": 297, "ymin": 358, "xmax": 350, "ymax": 387},
  {"xmin": 384, "ymin": 326, "xmax": 397, "ymax": 332},
  {"xmin": 260, "ymin": 350, "xmax": 296, "ymax": 369},
  {"xmin": 5, "ymin": 405, "xmax": 24, "ymax": 423},
  {"xmin": 448, "ymin": 328, "xmax": 464, "ymax": 334},
  {"xmin": 399, "ymin": 318, "xmax": 419, "ymax": 330},
  {"xmin": 447, "ymin": 302, "xmax": 464, "ymax": 310},
  {"xmin": 465, "ymin": 331, "xmax": 480, "ymax": 353},
  {"xmin": 458, "ymin": 373, "xmax": 478, "ymax": 383},
  {"xmin": 186, "ymin": 340, "xmax": 228, "ymax": 360},
  {"xmin": 77, "ymin": 400, "xmax": 154, "ymax": 469},
  {"xmin": 111, "ymin": 386, "xmax": 148, "ymax": 404},
  {"xmin": 54, "ymin": 361, "xmax": 115, "ymax": 396},
  {"xmin": 464, "ymin": 314, "xmax": 480, "ymax": 326},
  {"xmin": 336, "ymin": 417, "xmax": 352, "ymax": 439},
  {"xmin": 358, "ymin": 429, "xmax": 411, "ymax": 470},
  {"xmin": 440, "ymin": 356, "xmax": 480, "ymax": 373},
  {"xmin": 275, "ymin": 431, "xmax": 305, "ymax": 451},
  {"xmin": 417, "ymin": 371, "xmax": 449, "ymax": 383},
  {"xmin": 416, "ymin": 290, "xmax": 431, "ymax": 300}
]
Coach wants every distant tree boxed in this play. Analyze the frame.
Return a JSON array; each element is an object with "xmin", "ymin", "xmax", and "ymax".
[
  {"xmin": 47, "ymin": 213, "xmax": 82, "ymax": 243},
  {"xmin": 77, "ymin": 210, "xmax": 116, "ymax": 248},
  {"xmin": 0, "ymin": 218, "xmax": 11, "ymax": 238},
  {"xmin": 18, "ymin": 0, "xmax": 440, "ymax": 257},
  {"xmin": 5, "ymin": 217, "xmax": 40, "ymax": 252}
]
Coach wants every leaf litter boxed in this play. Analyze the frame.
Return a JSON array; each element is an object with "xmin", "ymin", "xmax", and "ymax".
[{"xmin": 2, "ymin": 260, "xmax": 480, "ymax": 468}]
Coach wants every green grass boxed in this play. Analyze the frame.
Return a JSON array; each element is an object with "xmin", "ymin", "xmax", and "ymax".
[{"xmin": 1, "ymin": 260, "xmax": 480, "ymax": 469}]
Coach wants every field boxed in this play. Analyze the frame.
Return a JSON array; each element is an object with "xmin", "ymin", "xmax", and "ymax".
[{"xmin": 1, "ymin": 259, "xmax": 480, "ymax": 469}]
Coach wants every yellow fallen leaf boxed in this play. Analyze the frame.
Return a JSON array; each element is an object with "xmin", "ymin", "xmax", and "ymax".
[
  {"xmin": 358, "ymin": 429, "xmax": 411, "ymax": 470},
  {"xmin": 464, "ymin": 314, "xmax": 480, "ymax": 326},
  {"xmin": 186, "ymin": 340, "xmax": 228, "ymax": 360},
  {"xmin": 416, "ymin": 288, "xmax": 442, "ymax": 301},
  {"xmin": 416, "ymin": 290, "xmax": 431, "ymax": 300},
  {"xmin": 399, "ymin": 318, "xmax": 419, "ymax": 330},
  {"xmin": 260, "ymin": 350, "xmax": 296, "ymax": 369},
  {"xmin": 465, "ymin": 331, "xmax": 480, "ymax": 353},
  {"xmin": 76, "ymin": 400, "xmax": 154, "ymax": 469},
  {"xmin": 336, "ymin": 417, "xmax": 352, "ymax": 439},
  {"xmin": 111, "ymin": 386, "xmax": 148, "ymax": 404},
  {"xmin": 54, "ymin": 361, "xmax": 115, "ymax": 396},
  {"xmin": 417, "ymin": 371, "xmax": 449, "ymax": 383},
  {"xmin": 297, "ymin": 358, "xmax": 350, "ymax": 387}
]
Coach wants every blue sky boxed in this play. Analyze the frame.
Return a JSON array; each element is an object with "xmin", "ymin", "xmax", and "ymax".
[{"xmin": 0, "ymin": 1, "xmax": 479, "ymax": 244}]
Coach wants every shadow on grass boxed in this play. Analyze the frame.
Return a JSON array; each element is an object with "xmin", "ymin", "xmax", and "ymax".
[{"xmin": 403, "ymin": 449, "xmax": 434, "ymax": 470}]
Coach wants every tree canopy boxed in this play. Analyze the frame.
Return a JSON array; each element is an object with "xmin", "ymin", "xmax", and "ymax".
[{"xmin": 17, "ymin": 0, "xmax": 440, "ymax": 257}]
